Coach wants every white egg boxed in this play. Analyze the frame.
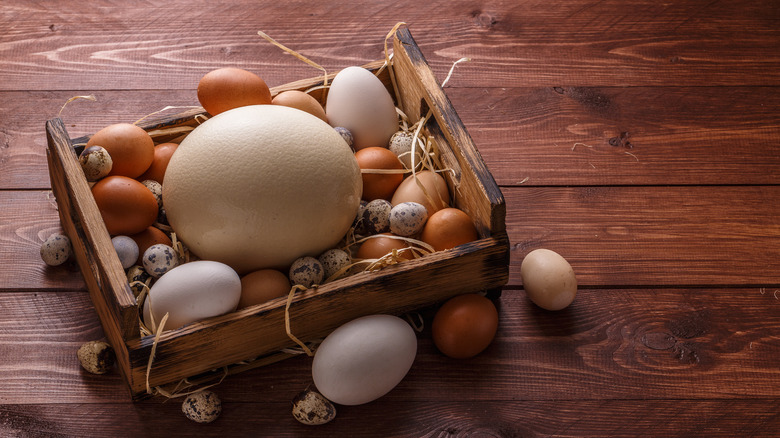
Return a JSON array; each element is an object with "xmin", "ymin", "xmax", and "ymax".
[
  {"xmin": 312, "ymin": 314, "xmax": 417, "ymax": 406},
  {"xmin": 326, "ymin": 66, "xmax": 398, "ymax": 151},
  {"xmin": 143, "ymin": 260, "xmax": 241, "ymax": 332}
]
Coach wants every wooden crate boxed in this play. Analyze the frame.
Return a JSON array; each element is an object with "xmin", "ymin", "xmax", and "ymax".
[{"xmin": 45, "ymin": 28, "xmax": 509, "ymax": 400}]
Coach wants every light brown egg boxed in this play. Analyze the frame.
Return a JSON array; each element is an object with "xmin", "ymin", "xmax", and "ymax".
[
  {"xmin": 238, "ymin": 269, "xmax": 291, "ymax": 309},
  {"xmin": 129, "ymin": 226, "xmax": 172, "ymax": 265},
  {"xmin": 197, "ymin": 67, "xmax": 272, "ymax": 116},
  {"xmin": 520, "ymin": 249, "xmax": 577, "ymax": 311},
  {"xmin": 356, "ymin": 233, "xmax": 413, "ymax": 260},
  {"xmin": 138, "ymin": 142, "xmax": 178, "ymax": 184},
  {"xmin": 87, "ymin": 123, "xmax": 154, "ymax": 179},
  {"xmin": 354, "ymin": 147, "xmax": 404, "ymax": 201},
  {"xmin": 420, "ymin": 207, "xmax": 479, "ymax": 251},
  {"xmin": 391, "ymin": 170, "xmax": 449, "ymax": 216},
  {"xmin": 272, "ymin": 90, "xmax": 327, "ymax": 122},
  {"xmin": 92, "ymin": 176, "xmax": 159, "ymax": 235}
]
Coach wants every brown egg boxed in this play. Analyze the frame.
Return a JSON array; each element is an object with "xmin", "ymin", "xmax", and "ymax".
[
  {"xmin": 129, "ymin": 226, "xmax": 172, "ymax": 265},
  {"xmin": 238, "ymin": 269, "xmax": 291, "ymax": 309},
  {"xmin": 272, "ymin": 90, "xmax": 327, "ymax": 122},
  {"xmin": 197, "ymin": 67, "xmax": 272, "ymax": 116},
  {"xmin": 354, "ymin": 147, "xmax": 404, "ymax": 201},
  {"xmin": 420, "ymin": 207, "xmax": 479, "ymax": 251},
  {"xmin": 92, "ymin": 176, "xmax": 159, "ymax": 235},
  {"xmin": 391, "ymin": 170, "xmax": 449, "ymax": 216},
  {"xmin": 87, "ymin": 123, "xmax": 154, "ymax": 179},
  {"xmin": 432, "ymin": 293, "xmax": 498, "ymax": 359},
  {"xmin": 138, "ymin": 142, "xmax": 178, "ymax": 184},
  {"xmin": 356, "ymin": 233, "xmax": 413, "ymax": 260}
]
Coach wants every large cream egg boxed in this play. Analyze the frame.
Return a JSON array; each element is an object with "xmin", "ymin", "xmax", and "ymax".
[
  {"xmin": 142, "ymin": 260, "xmax": 241, "ymax": 331},
  {"xmin": 326, "ymin": 66, "xmax": 398, "ymax": 150},
  {"xmin": 520, "ymin": 249, "xmax": 577, "ymax": 311},
  {"xmin": 163, "ymin": 105, "xmax": 362, "ymax": 273},
  {"xmin": 312, "ymin": 314, "xmax": 417, "ymax": 406}
]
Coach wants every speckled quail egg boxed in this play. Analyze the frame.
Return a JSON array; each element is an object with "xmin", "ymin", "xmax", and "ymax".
[
  {"xmin": 289, "ymin": 256, "xmax": 324, "ymax": 288},
  {"xmin": 389, "ymin": 201, "xmax": 429, "ymax": 237},
  {"xmin": 389, "ymin": 130, "xmax": 422, "ymax": 169},
  {"xmin": 353, "ymin": 200, "xmax": 369, "ymax": 234},
  {"xmin": 126, "ymin": 265, "xmax": 151, "ymax": 298},
  {"xmin": 318, "ymin": 248, "xmax": 352, "ymax": 280},
  {"xmin": 77, "ymin": 340, "xmax": 115, "ymax": 374},
  {"xmin": 78, "ymin": 145, "xmax": 113, "ymax": 181},
  {"xmin": 292, "ymin": 389, "xmax": 337, "ymax": 426},
  {"xmin": 40, "ymin": 233, "xmax": 72, "ymax": 266},
  {"xmin": 334, "ymin": 126, "xmax": 354, "ymax": 149},
  {"xmin": 141, "ymin": 179, "xmax": 163, "ymax": 208},
  {"xmin": 111, "ymin": 235, "xmax": 139, "ymax": 270},
  {"xmin": 361, "ymin": 199, "xmax": 392, "ymax": 235},
  {"xmin": 182, "ymin": 390, "xmax": 222, "ymax": 424},
  {"xmin": 142, "ymin": 243, "xmax": 179, "ymax": 278}
]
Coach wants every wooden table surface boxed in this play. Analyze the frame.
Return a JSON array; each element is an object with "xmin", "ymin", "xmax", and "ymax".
[{"xmin": 2, "ymin": 1, "xmax": 778, "ymax": 436}]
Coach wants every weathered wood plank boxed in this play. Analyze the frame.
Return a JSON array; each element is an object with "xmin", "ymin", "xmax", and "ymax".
[
  {"xmin": 6, "ymin": 186, "xmax": 779, "ymax": 290},
  {"xmin": 2, "ymin": 288, "xmax": 777, "ymax": 404},
  {"xmin": 1, "ymin": 399, "xmax": 778, "ymax": 437},
  {"xmin": 4, "ymin": 85, "xmax": 780, "ymax": 190},
  {"xmin": 508, "ymin": 185, "xmax": 780, "ymax": 287},
  {"xmin": 0, "ymin": 1, "xmax": 778, "ymax": 91}
]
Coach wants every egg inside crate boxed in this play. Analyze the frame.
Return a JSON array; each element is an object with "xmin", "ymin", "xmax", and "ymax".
[{"xmin": 162, "ymin": 104, "xmax": 362, "ymax": 274}]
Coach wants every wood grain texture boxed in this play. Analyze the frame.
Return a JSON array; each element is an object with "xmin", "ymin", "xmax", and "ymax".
[
  {"xmin": 2, "ymin": 289, "xmax": 777, "ymax": 404},
  {"xmin": 1, "ymin": 1, "xmax": 779, "ymax": 91},
  {"xmin": 1, "ymin": 400, "xmax": 778, "ymax": 437}
]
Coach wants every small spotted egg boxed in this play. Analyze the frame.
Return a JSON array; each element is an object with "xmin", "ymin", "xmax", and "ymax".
[
  {"xmin": 289, "ymin": 256, "xmax": 324, "ymax": 288},
  {"xmin": 111, "ymin": 235, "xmax": 139, "ymax": 270},
  {"xmin": 334, "ymin": 126, "xmax": 354, "ymax": 149},
  {"xmin": 353, "ymin": 200, "xmax": 369, "ymax": 234},
  {"xmin": 389, "ymin": 202, "xmax": 429, "ymax": 237},
  {"xmin": 182, "ymin": 390, "xmax": 222, "ymax": 424},
  {"xmin": 126, "ymin": 265, "xmax": 151, "ymax": 298},
  {"xmin": 292, "ymin": 389, "xmax": 336, "ymax": 426},
  {"xmin": 157, "ymin": 206, "xmax": 169, "ymax": 226},
  {"xmin": 318, "ymin": 248, "xmax": 352, "ymax": 280},
  {"xmin": 142, "ymin": 243, "xmax": 179, "ymax": 278},
  {"xmin": 388, "ymin": 130, "xmax": 421, "ymax": 170},
  {"xmin": 77, "ymin": 340, "xmax": 115, "ymax": 375},
  {"xmin": 78, "ymin": 145, "xmax": 113, "ymax": 181},
  {"xmin": 141, "ymin": 179, "xmax": 163, "ymax": 208},
  {"xmin": 40, "ymin": 233, "xmax": 72, "ymax": 266},
  {"xmin": 361, "ymin": 199, "xmax": 392, "ymax": 235}
]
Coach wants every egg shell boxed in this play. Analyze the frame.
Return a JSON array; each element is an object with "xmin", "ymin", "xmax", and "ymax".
[
  {"xmin": 238, "ymin": 269, "xmax": 290, "ymax": 309},
  {"xmin": 40, "ymin": 233, "xmax": 72, "ymax": 266},
  {"xmin": 182, "ymin": 390, "xmax": 222, "ymax": 424},
  {"xmin": 391, "ymin": 170, "xmax": 450, "ymax": 216},
  {"xmin": 138, "ymin": 142, "xmax": 178, "ymax": 184},
  {"xmin": 318, "ymin": 248, "xmax": 352, "ymax": 280},
  {"xmin": 312, "ymin": 314, "xmax": 417, "ymax": 406},
  {"xmin": 360, "ymin": 199, "xmax": 392, "ymax": 235},
  {"xmin": 420, "ymin": 207, "xmax": 479, "ymax": 252},
  {"xmin": 432, "ymin": 293, "xmax": 499, "ymax": 359},
  {"xmin": 289, "ymin": 256, "xmax": 324, "ymax": 288},
  {"xmin": 520, "ymin": 249, "xmax": 577, "ymax": 311},
  {"xmin": 389, "ymin": 202, "xmax": 428, "ymax": 237},
  {"xmin": 197, "ymin": 67, "xmax": 272, "ymax": 116},
  {"xmin": 129, "ymin": 226, "xmax": 172, "ymax": 265},
  {"xmin": 91, "ymin": 176, "xmax": 159, "ymax": 235},
  {"xmin": 87, "ymin": 123, "xmax": 154, "ymax": 179},
  {"xmin": 356, "ymin": 233, "xmax": 412, "ymax": 261},
  {"xmin": 111, "ymin": 235, "xmax": 139, "ymax": 270},
  {"xmin": 76, "ymin": 340, "xmax": 116, "ymax": 375},
  {"xmin": 163, "ymin": 105, "xmax": 362, "ymax": 274},
  {"xmin": 272, "ymin": 90, "xmax": 327, "ymax": 122},
  {"xmin": 142, "ymin": 243, "xmax": 179, "ymax": 279},
  {"xmin": 78, "ymin": 145, "xmax": 113, "ymax": 181},
  {"xmin": 355, "ymin": 147, "xmax": 404, "ymax": 201},
  {"xmin": 292, "ymin": 389, "xmax": 336, "ymax": 425},
  {"xmin": 143, "ymin": 260, "xmax": 241, "ymax": 332},
  {"xmin": 326, "ymin": 66, "xmax": 398, "ymax": 151}
]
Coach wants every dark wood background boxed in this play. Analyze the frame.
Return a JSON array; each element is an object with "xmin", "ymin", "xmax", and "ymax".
[{"xmin": 1, "ymin": 1, "xmax": 778, "ymax": 436}]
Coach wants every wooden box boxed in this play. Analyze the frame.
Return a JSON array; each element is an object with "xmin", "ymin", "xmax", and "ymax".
[{"xmin": 45, "ymin": 28, "xmax": 509, "ymax": 399}]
